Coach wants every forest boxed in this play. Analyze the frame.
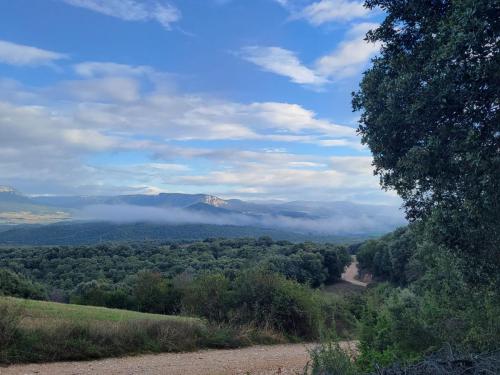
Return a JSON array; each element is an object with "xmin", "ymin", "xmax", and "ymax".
[{"xmin": 0, "ymin": 238, "xmax": 351, "ymax": 295}]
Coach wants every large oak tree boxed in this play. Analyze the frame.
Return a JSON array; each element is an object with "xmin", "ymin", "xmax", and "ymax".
[{"xmin": 353, "ymin": 0, "xmax": 499, "ymax": 273}]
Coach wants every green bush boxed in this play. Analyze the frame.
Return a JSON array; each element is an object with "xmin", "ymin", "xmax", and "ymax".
[
  {"xmin": 182, "ymin": 273, "xmax": 231, "ymax": 321},
  {"xmin": 179, "ymin": 269, "xmax": 345, "ymax": 340},
  {"xmin": 303, "ymin": 342, "xmax": 358, "ymax": 375},
  {"xmin": 232, "ymin": 269, "xmax": 326, "ymax": 339},
  {"xmin": 0, "ymin": 301, "xmax": 23, "ymax": 361},
  {"xmin": 0, "ymin": 269, "xmax": 46, "ymax": 300},
  {"xmin": 356, "ymin": 267, "xmax": 500, "ymax": 371}
]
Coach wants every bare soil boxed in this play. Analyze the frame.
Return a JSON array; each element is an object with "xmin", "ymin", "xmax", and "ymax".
[
  {"xmin": 1, "ymin": 342, "xmax": 354, "ymax": 375},
  {"xmin": 341, "ymin": 257, "xmax": 368, "ymax": 287}
]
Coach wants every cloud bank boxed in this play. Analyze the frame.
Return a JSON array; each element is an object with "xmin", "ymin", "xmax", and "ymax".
[{"xmin": 77, "ymin": 204, "xmax": 405, "ymax": 235}]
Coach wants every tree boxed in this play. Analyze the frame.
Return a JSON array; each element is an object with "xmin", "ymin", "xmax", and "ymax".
[{"xmin": 353, "ymin": 0, "xmax": 499, "ymax": 272}]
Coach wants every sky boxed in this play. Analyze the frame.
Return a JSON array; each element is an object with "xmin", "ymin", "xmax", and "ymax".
[{"xmin": 0, "ymin": 0, "xmax": 398, "ymax": 205}]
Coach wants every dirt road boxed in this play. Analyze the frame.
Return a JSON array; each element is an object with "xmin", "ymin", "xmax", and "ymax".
[
  {"xmin": 1, "ymin": 342, "xmax": 354, "ymax": 375},
  {"xmin": 341, "ymin": 257, "xmax": 368, "ymax": 287}
]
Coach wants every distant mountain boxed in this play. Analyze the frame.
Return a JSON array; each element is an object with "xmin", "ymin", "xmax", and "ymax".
[
  {"xmin": 31, "ymin": 193, "xmax": 228, "ymax": 209},
  {"xmin": 0, "ymin": 185, "xmax": 406, "ymax": 236},
  {"xmin": 0, "ymin": 186, "xmax": 70, "ymax": 224}
]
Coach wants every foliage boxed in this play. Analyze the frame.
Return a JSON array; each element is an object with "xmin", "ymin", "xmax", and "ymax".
[
  {"xmin": 0, "ymin": 269, "xmax": 47, "ymax": 300},
  {"xmin": 356, "ymin": 263, "xmax": 500, "ymax": 371},
  {"xmin": 0, "ymin": 238, "xmax": 351, "ymax": 339},
  {"xmin": 0, "ymin": 238, "xmax": 351, "ymax": 296},
  {"xmin": 356, "ymin": 227, "xmax": 417, "ymax": 285},
  {"xmin": 182, "ymin": 273, "xmax": 231, "ymax": 322},
  {"xmin": 372, "ymin": 349, "xmax": 500, "ymax": 375},
  {"xmin": 304, "ymin": 342, "xmax": 359, "ymax": 375},
  {"xmin": 0, "ymin": 301, "xmax": 23, "ymax": 359},
  {"xmin": 0, "ymin": 222, "xmax": 369, "ymax": 245},
  {"xmin": 182, "ymin": 268, "xmax": 348, "ymax": 340},
  {"xmin": 353, "ymin": 0, "xmax": 500, "ymax": 275},
  {"xmin": 0, "ymin": 297, "xmax": 284, "ymax": 364},
  {"xmin": 340, "ymin": 0, "xmax": 500, "ymax": 372}
]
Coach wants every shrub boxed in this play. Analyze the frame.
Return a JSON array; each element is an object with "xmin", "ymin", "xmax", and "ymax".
[
  {"xmin": 303, "ymin": 342, "xmax": 359, "ymax": 375},
  {"xmin": 0, "ymin": 301, "xmax": 23, "ymax": 360},
  {"xmin": 0, "ymin": 269, "xmax": 46, "ymax": 300},
  {"xmin": 4, "ymin": 318, "xmax": 206, "ymax": 363},
  {"xmin": 373, "ymin": 349, "xmax": 500, "ymax": 375},
  {"xmin": 232, "ymin": 269, "xmax": 326, "ymax": 339},
  {"xmin": 179, "ymin": 269, "xmax": 340, "ymax": 340},
  {"xmin": 181, "ymin": 273, "xmax": 231, "ymax": 322}
]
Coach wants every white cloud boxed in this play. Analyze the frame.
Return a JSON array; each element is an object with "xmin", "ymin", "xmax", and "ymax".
[
  {"xmin": 61, "ymin": 0, "xmax": 181, "ymax": 30},
  {"xmin": 240, "ymin": 22, "xmax": 379, "ymax": 85},
  {"xmin": 239, "ymin": 46, "xmax": 327, "ymax": 85},
  {"xmin": 275, "ymin": 0, "xmax": 373, "ymax": 25},
  {"xmin": 298, "ymin": 0, "xmax": 370, "ymax": 25},
  {"xmin": 250, "ymin": 102, "xmax": 355, "ymax": 137},
  {"xmin": 0, "ymin": 40, "xmax": 67, "ymax": 67},
  {"xmin": 315, "ymin": 22, "xmax": 380, "ymax": 79},
  {"xmin": 0, "ymin": 67, "xmax": 394, "ymax": 201}
]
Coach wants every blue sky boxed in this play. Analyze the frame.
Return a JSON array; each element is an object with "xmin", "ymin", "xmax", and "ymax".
[{"xmin": 0, "ymin": 0, "xmax": 398, "ymax": 204}]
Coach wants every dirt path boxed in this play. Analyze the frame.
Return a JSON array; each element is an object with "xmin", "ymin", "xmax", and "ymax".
[
  {"xmin": 1, "ymin": 342, "xmax": 355, "ymax": 375},
  {"xmin": 341, "ymin": 256, "xmax": 367, "ymax": 287}
]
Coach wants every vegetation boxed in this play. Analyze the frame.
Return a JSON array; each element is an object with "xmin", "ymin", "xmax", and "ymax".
[
  {"xmin": 308, "ymin": 0, "xmax": 499, "ymax": 372},
  {"xmin": 0, "ymin": 265, "xmax": 356, "ymax": 363},
  {"xmin": 0, "ymin": 238, "xmax": 355, "ymax": 363},
  {"xmin": 0, "ymin": 238, "xmax": 351, "ymax": 296},
  {"xmin": 0, "ymin": 269, "xmax": 47, "ymax": 300},
  {"xmin": 353, "ymin": 0, "xmax": 499, "ymax": 278},
  {"xmin": 0, "ymin": 297, "xmax": 287, "ymax": 363},
  {"xmin": 0, "ymin": 222, "xmax": 370, "ymax": 245},
  {"xmin": 4, "ymin": 296, "xmax": 194, "ymax": 323},
  {"xmin": 370, "ymin": 350, "xmax": 500, "ymax": 375},
  {"xmin": 304, "ymin": 342, "xmax": 358, "ymax": 375}
]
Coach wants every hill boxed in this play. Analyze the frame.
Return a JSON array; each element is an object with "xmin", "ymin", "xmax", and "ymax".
[
  {"xmin": 0, "ymin": 296, "xmax": 217, "ymax": 363},
  {"xmin": 0, "ymin": 221, "xmax": 373, "ymax": 245},
  {"xmin": 3, "ymin": 296, "xmax": 195, "ymax": 323}
]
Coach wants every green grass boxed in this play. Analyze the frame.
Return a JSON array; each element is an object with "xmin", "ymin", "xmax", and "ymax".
[
  {"xmin": 0, "ymin": 297, "xmax": 285, "ymax": 364},
  {"xmin": 4, "ymin": 296, "xmax": 196, "ymax": 323}
]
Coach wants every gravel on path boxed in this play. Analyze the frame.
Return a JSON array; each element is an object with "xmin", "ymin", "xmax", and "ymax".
[{"xmin": 1, "ymin": 342, "xmax": 356, "ymax": 375}]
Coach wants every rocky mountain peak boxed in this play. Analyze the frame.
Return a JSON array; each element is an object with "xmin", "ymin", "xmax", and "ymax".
[{"xmin": 202, "ymin": 195, "xmax": 227, "ymax": 207}]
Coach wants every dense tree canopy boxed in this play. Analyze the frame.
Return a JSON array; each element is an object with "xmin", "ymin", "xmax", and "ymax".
[
  {"xmin": 0, "ymin": 238, "xmax": 351, "ymax": 297},
  {"xmin": 353, "ymin": 0, "xmax": 500, "ymax": 271}
]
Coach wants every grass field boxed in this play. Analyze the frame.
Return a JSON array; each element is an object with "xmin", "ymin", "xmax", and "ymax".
[
  {"xmin": 0, "ymin": 297, "xmax": 284, "ymax": 364},
  {"xmin": 4, "ymin": 296, "xmax": 196, "ymax": 323}
]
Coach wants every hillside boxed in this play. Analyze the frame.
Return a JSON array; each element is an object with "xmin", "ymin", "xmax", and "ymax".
[
  {"xmin": 0, "ymin": 221, "xmax": 373, "ymax": 245},
  {"xmin": 3, "ymin": 296, "xmax": 195, "ymax": 323}
]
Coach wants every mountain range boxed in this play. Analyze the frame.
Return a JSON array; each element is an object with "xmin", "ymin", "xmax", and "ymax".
[{"xmin": 0, "ymin": 185, "xmax": 406, "ymax": 243}]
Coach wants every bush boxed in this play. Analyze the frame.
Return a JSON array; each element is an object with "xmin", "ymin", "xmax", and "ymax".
[
  {"xmin": 179, "ymin": 268, "xmax": 344, "ymax": 340},
  {"xmin": 0, "ymin": 269, "xmax": 46, "ymax": 300},
  {"xmin": 373, "ymin": 349, "xmax": 500, "ymax": 375},
  {"xmin": 303, "ymin": 342, "xmax": 358, "ymax": 375},
  {"xmin": 182, "ymin": 273, "xmax": 231, "ymax": 321},
  {"xmin": 0, "ymin": 301, "xmax": 23, "ymax": 360},
  {"xmin": 232, "ymin": 269, "xmax": 326, "ymax": 339}
]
